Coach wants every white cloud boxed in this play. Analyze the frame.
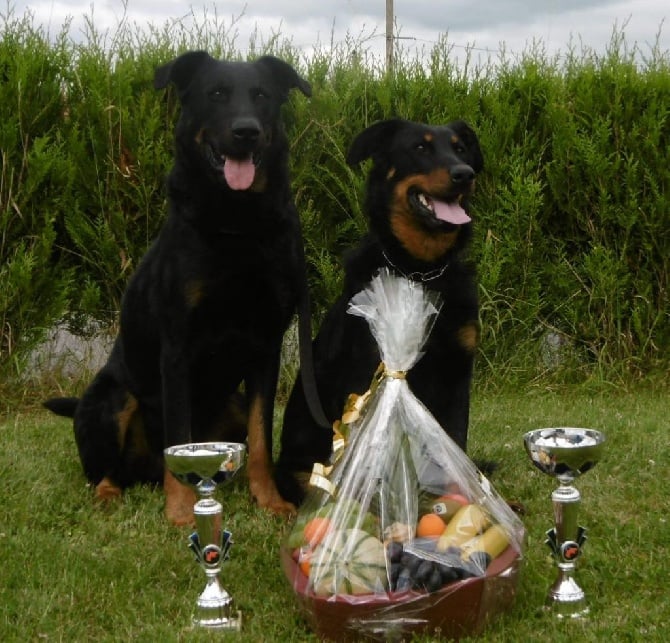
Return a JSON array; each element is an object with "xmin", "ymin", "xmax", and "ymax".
[{"xmin": 4, "ymin": 0, "xmax": 668, "ymax": 62}]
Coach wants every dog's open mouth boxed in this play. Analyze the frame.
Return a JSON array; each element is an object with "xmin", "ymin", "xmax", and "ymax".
[
  {"xmin": 411, "ymin": 191, "xmax": 471, "ymax": 226},
  {"xmin": 205, "ymin": 145, "xmax": 259, "ymax": 191}
]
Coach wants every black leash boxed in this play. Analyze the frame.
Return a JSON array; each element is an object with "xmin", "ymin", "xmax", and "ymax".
[{"xmin": 296, "ymin": 235, "xmax": 331, "ymax": 430}]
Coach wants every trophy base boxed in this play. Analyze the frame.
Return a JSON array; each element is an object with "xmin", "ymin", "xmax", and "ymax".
[
  {"xmin": 194, "ymin": 600, "xmax": 242, "ymax": 630},
  {"xmin": 194, "ymin": 581, "xmax": 242, "ymax": 630},
  {"xmin": 546, "ymin": 575, "xmax": 589, "ymax": 619},
  {"xmin": 193, "ymin": 610, "xmax": 243, "ymax": 630}
]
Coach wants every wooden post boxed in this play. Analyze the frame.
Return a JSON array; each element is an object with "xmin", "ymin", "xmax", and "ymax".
[{"xmin": 386, "ymin": 0, "xmax": 393, "ymax": 74}]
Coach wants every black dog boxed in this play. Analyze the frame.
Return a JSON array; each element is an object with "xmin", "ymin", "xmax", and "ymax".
[
  {"xmin": 44, "ymin": 51, "xmax": 311, "ymax": 524},
  {"xmin": 275, "ymin": 118, "xmax": 484, "ymax": 505}
]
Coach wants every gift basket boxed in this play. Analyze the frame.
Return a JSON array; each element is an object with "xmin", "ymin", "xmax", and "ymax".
[{"xmin": 281, "ymin": 269, "xmax": 525, "ymax": 641}]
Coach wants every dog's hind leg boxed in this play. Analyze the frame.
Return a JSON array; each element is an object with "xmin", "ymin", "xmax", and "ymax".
[
  {"xmin": 72, "ymin": 373, "xmax": 124, "ymax": 485},
  {"xmin": 73, "ymin": 369, "xmax": 156, "ymax": 503}
]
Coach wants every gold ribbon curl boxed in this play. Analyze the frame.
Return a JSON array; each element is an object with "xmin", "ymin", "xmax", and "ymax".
[{"xmin": 308, "ymin": 362, "xmax": 407, "ymax": 496}]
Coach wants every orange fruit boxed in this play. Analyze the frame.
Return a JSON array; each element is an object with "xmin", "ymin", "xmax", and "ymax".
[
  {"xmin": 298, "ymin": 547, "xmax": 312, "ymax": 576},
  {"xmin": 416, "ymin": 513, "xmax": 446, "ymax": 538},
  {"xmin": 303, "ymin": 516, "xmax": 332, "ymax": 546}
]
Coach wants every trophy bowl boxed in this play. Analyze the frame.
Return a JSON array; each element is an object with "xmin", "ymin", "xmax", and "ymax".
[
  {"xmin": 524, "ymin": 427, "xmax": 605, "ymax": 483},
  {"xmin": 164, "ymin": 441, "xmax": 245, "ymax": 490},
  {"xmin": 523, "ymin": 427, "xmax": 605, "ymax": 618},
  {"xmin": 164, "ymin": 441, "xmax": 246, "ymax": 630}
]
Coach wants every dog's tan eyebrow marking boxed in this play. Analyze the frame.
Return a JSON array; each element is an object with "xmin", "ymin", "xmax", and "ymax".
[
  {"xmin": 195, "ymin": 128, "xmax": 205, "ymax": 144},
  {"xmin": 424, "ymin": 133, "xmax": 434, "ymax": 142},
  {"xmin": 387, "ymin": 167, "xmax": 396, "ymax": 180},
  {"xmin": 184, "ymin": 279, "xmax": 205, "ymax": 307},
  {"xmin": 451, "ymin": 135, "xmax": 460, "ymax": 144}
]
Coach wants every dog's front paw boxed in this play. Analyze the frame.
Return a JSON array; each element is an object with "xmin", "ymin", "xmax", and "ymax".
[
  {"xmin": 263, "ymin": 496, "xmax": 298, "ymax": 518},
  {"xmin": 251, "ymin": 481, "xmax": 297, "ymax": 517},
  {"xmin": 94, "ymin": 477, "xmax": 123, "ymax": 502}
]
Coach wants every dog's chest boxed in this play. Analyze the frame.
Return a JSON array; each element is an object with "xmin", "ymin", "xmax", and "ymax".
[
  {"xmin": 184, "ymin": 257, "xmax": 296, "ymax": 343},
  {"xmin": 145, "ymin": 210, "xmax": 300, "ymax": 355}
]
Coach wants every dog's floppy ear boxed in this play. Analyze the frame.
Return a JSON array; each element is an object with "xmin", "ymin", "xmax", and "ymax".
[
  {"xmin": 154, "ymin": 50, "xmax": 212, "ymax": 93},
  {"xmin": 256, "ymin": 56, "xmax": 312, "ymax": 100},
  {"xmin": 449, "ymin": 120, "xmax": 484, "ymax": 173},
  {"xmin": 346, "ymin": 119, "xmax": 407, "ymax": 167}
]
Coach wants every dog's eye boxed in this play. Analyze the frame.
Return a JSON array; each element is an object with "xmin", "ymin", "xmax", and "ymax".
[
  {"xmin": 252, "ymin": 89, "xmax": 269, "ymax": 102},
  {"xmin": 415, "ymin": 142, "xmax": 431, "ymax": 154},
  {"xmin": 210, "ymin": 87, "xmax": 230, "ymax": 102}
]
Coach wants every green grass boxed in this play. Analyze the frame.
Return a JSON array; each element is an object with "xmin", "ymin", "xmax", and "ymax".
[{"xmin": 1, "ymin": 385, "xmax": 668, "ymax": 641}]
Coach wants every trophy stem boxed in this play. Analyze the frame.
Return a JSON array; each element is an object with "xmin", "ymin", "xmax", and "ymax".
[
  {"xmin": 189, "ymin": 492, "xmax": 241, "ymax": 630},
  {"xmin": 552, "ymin": 482, "xmax": 580, "ymax": 544},
  {"xmin": 545, "ymin": 482, "xmax": 589, "ymax": 618}
]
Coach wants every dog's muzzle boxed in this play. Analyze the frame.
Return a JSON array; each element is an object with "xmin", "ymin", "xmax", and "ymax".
[{"xmin": 410, "ymin": 190, "xmax": 471, "ymax": 226}]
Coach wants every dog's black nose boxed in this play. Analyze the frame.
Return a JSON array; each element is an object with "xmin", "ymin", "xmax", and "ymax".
[
  {"xmin": 450, "ymin": 164, "xmax": 475, "ymax": 184},
  {"xmin": 232, "ymin": 117, "xmax": 261, "ymax": 143}
]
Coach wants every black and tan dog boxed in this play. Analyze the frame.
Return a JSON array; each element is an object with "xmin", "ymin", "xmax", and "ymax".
[
  {"xmin": 44, "ymin": 51, "xmax": 311, "ymax": 524},
  {"xmin": 275, "ymin": 118, "xmax": 484, "ymax": 505}
]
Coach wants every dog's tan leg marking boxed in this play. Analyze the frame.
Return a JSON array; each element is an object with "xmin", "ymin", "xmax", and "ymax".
[
  {"xmin": 247, "ymin": 394, "xmax": 296, "ymax": 517},
  {"xmin": 93, "ymin": 396, "xmax": 138, "ymax": 504},
  {"xmin": 164, "ymin": 469, "xmax": 196, "ymax": 527},
  {"xmin": 115, "ymin": 393, "xmax": 139, "ymax": 447},
  {"xmin": 457, "ymin": 321, "xmax": 480, "ymax": 353},
  {"xmin": 95, "ymin": 477, "xmax": 123, "ymax": 502}
]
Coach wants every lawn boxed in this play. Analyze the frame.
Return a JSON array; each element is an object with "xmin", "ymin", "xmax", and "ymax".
[{"xmin": 0, "ymin": 385, "xmax": 667, "ymax": 641}]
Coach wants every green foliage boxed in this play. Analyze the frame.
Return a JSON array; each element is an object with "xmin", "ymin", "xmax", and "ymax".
[
  {"xmin": 1, "ymin": 10, "xmax": 668, "ymax": 389},
  {"xmin": 55, "ymin": 22, "xmax": 176, "ymax": 317},
  {"xmin": 0, "ymin": 15, "xmax": 73, "ymax": 378}
]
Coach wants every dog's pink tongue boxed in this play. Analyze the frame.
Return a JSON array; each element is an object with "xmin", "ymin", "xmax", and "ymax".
[
  {"xmin": 223, "ymin": 157, "xmax": 255, "ymax": 190},
  {"xmin": 433, "ymin": 199, "xmax": 471, "ymax": 225}
]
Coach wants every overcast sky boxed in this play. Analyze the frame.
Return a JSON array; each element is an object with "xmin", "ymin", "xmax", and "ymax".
[{"xmin": 5, "ymin": 1, "xmax": 669, "ymax": 65}]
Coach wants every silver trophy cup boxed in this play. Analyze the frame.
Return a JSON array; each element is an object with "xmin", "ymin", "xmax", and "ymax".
[
  {"xmin": 523, "ymin": 428, "xmax": 605, "ymax": 618},
  {"xmin": 164, "ymin": 441, "xmax": 246, "ymax": 630}
]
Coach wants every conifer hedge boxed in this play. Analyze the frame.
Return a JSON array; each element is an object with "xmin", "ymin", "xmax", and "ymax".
[{"xmin": 1, "ymin": 11, "xmax": 668, "ymax": 386}]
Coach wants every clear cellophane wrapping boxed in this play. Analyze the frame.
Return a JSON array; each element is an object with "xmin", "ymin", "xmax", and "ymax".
[{"xmin": 281, "ymin": 269, "xmax": 525, "ymax": 641}]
